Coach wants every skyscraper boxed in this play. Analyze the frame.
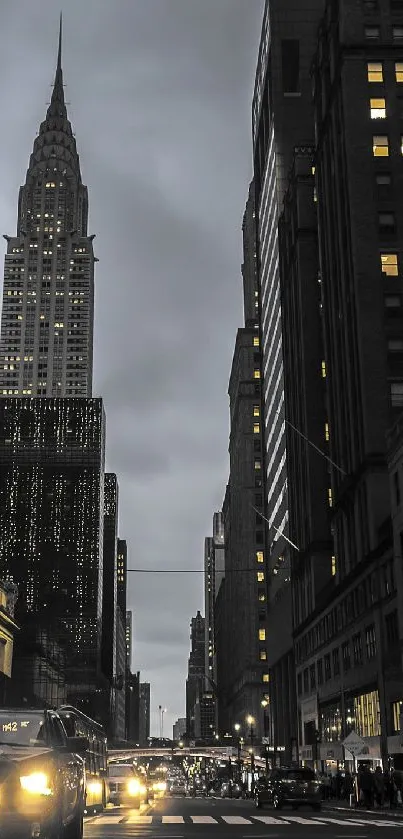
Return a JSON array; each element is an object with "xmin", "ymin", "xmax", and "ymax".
[
  {"xmin": 204, "ymin": 511, "xmax": 224, "ymax": 682},
  {"xmin": 139, "ymin": 682, "xmax": 151, "ymax": 746},
  {"xmin": 186, "ymin": 611, "xmax": 205, "ymax": 740},
  {"xmin": 0, "ymin": 18, "xmax": 96, "ymax": 398}
]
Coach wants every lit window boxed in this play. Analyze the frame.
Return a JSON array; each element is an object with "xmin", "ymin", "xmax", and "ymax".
[
  {"xmin": 396, "ymin": 62, "xmax": 403, "ymax": 82},
  {"xmin": 259, "ymin": 629, "xmax": 266, "ymax": 641},
  {"xmin": 365, "ymin": 26, "xmax": 380, "ymax": 39},
  {"xmin": 257, "ymin": 571, "xmax": 265, "ymax": 583},
  {"xmin": 254, "ymin": 369, "xmax": 261, "ymax": 379},
  {"xmin": 381, "ymin": 253, "xmax": 399, "ymax": 276},
  {"xmin": 260, "ymin": 650, "xmax": 267, "ymax": 661},
  {"xmin": 253, "ymin": 336, "xmax": 260, "ymax": 347},
  {"xmin": 331, "ymin": 556, "xmax": 337, "ymax": 576},
  {"xmin": 256, "ymin": 551, "xmax": 264, "ymax": 564},
  {"xmin": 370, "ymin": 98, "xmax": 386, "ymax": 118},
  {"xmin": 321, "ymin": 360, "xmax": 327, "ymax": 378},
  {"xmin": 328, "ymin": 488, "xmax": 333, "ymax": 507},
  {"xmin": 262, "ymin": 674, "xmax": 270, "ymax": 683},
  {"xmin": 368, "ymin": 62, "xmax": 383, "ymax": 82},
  {"xmin": 254, "ymin": 405, "xmax": 260, "ymax": 417},
  {"xmin": 325, "ymin": 422, "xmax": 330, "ymax": 441},
  {"xmin": 391, "ymin": 381, "xmax": 403, "ymax": 407},
  {"xmin": 254, "ymin": 423, "xmax": 260, "ymax": 434},
  {"xmin": 373, "ymin": 135, "xmax": 389, "ymax": 156},
  {"xmin": 258, "ymin": 592, "xmax": 266, "ymax": 602}
]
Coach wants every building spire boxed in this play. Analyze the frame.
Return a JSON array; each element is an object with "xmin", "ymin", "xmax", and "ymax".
[{"xmin": 47, "ymin": 12, "xmax": 67, "ymax": 119}]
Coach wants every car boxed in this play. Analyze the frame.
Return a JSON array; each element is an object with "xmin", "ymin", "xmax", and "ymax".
[
  {"xmin": 167, "ymin": 777, "xmax": 187, "ymax": 796},
  {"xmin": 108, "ymin": 764, "xmax": 148, "ymax": 808},
  {"xmin": 220, "ymin": 780, "xmax": 243, "ymax": 799},
  {"xmin": 0, "ymin": 707, "xmax": 87, "ymax": 838},
  {"xmin": 255, "ymin": 767, "xmax": 322, "ymax": 810}
]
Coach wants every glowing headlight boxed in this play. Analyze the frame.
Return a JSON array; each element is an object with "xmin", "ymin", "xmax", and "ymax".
[
  {"xmin": 20, "ymin": 772, "xmax": 52, "ymax": 796},
  {"xmin": 127, "ymin": 779, "xmax": 141, "ymax": 796},
  {"xmin": 153, "ymin": 781, "xmax": 167, "ymax": 792},
  {"xmin": 87, "ymin": 781, "xmax": 102, "ymax": 796}
]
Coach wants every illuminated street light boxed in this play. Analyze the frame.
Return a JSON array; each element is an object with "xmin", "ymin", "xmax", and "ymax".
[{"xmin": 234, "ymin": 723, "xmax": 241, "ymax": 732}]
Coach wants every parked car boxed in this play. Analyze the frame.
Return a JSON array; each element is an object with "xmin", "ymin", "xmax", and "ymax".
[
  {"xmin": 255, "ymin": 767, "xmax": 322, "ymax": 810},
  {"xmin": 108, "ymin": 764, "xmax": 147, "ymax": 808},
  {"xmin": 189, "ymin": 776, "xmax": 208, "ymax": 796},
  {"xmin": 0, "ymin": 707, "xmax": 87, "ymax": 838}
]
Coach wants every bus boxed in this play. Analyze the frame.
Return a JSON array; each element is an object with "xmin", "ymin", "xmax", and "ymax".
[{"xmin": 58, "ymin": 705, "xmax": 108, "ymax": 813}]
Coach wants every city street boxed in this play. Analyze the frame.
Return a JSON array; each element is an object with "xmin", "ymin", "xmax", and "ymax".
[{"xmin": 84, "ymin": 796, "xmax": 403, "ymax": 838}]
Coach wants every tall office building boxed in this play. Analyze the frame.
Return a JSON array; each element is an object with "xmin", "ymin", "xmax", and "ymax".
[
  {"xmin": 126, "ymin": 611, "xmax": 133, "ymax": 668},
  {"xmin": 291, "ymin": 0, "xmax": 403, "ymax": 767},
  {"xmin": 101, "ymin": 474, "xmax": 120, "ymax": 735},
  {"xmin": 186, "ymin": 611, "xmax": 205, "ymax": 740},
  {"xmin": 139, "ymin": 682, "xmax": 151, "ymax": 746},
  {"xmin": 252, "ymin": 0, "xmax": 326, "ymax": 762},
  {"xmin": 204, "ymin": 511, "xmax": 224, "ymax": 681},
  {"xmin": 0, "ymin": 19, "xmax": 96, "ymax": 398},
  {"xmin": 0, "ymin": 397, "xmax": 106, "ymax": 718}
]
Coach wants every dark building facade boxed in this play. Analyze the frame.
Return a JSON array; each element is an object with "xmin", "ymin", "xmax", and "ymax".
[
  {"xmin": 0, "ymin": 397, "xmax": 106, "ymax": 720},
  {"xmin": 252, "ymin": 0, "xmax": 327, "ymax": 762},
  {"xmin": 115, "ymin": 538, "xmax": 127, "ymax": 741},
  {"xmin": 139, "ymin": 682, "xmax": 151, "ymax": 747},
  {"xmin": 186, "ymin": 611, "xmax": 205, "ymax": 740},
  {"xmin": 215, "ymin": 184, "xmax": 268, "ymax": 740},
  {"xmin": 126, "ymin": 670, "xmax": 140, "ymax": 744},
  {"xmin": 290, "ymin": 0, "xmax": 403, "ymax": 766},
  {"xmin": 101, "ymin": 473, "xmax": 119, "ymax": 736},
  {"xmin": 204, "ymin": 511, "xmax": 225, "ymax": 697}
]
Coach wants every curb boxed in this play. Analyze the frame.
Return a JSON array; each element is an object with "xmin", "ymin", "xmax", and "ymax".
[{"xmin": 324, "ymin": 804, "xmax": 403, "ymax": 819}]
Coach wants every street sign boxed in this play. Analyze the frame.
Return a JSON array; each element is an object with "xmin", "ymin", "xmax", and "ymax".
[
  {"xmin": 342, "ymin": 731, "xmax": 366, "ymax": 756},
  {"xmin": 262, "ymin": 737, "xmax": 270, "ymax": 745}
]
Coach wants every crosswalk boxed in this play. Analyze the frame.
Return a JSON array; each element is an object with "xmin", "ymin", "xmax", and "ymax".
[{"xmin": 85, "ymin": 812, "xmax": 403, "ymax": 828}]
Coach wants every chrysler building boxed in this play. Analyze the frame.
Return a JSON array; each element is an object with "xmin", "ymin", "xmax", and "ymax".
[{"xmin": 0, "ymin": 18, "xmax": 96, "ymax": 397}]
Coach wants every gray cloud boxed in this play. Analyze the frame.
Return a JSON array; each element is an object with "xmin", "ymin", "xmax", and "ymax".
[{"xmin": 0, "ymin": 0, "xmax": 264, "ymax": 737}]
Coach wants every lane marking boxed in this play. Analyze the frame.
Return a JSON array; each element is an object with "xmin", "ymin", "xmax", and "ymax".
[
  {"xmin": 162, "ymin": 816, "xmax": 185, "ymax": 824},
  {"xmin": 253, "ymin": 816, "xmax": 290, "ymax": 825},
  {"xmin": 190, "ymin": 815, "xmax": 218, "ymax": 824},
  {"xmin": 312, "ymin": 817, "xmax": 365, "ymax": 826},
  {"xmin": 125, "ymin": 814, "xmax": 153, "ymax": 824},
  {"xmin": 285, "ymin": 816, "xmax": 325, "ymax": 825},
  {"xmin": 222, "ymin": 816, "xmax": 253, "ymax": 825}
]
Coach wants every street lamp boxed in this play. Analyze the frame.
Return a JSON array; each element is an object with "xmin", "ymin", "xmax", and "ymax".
[
  {"xmin": 246, "ymin": 715, "xmax": 255, "ymax": 773},
  {"xmin": 234, "ymin": 723, "xmax": 242, "ymax": 773}
]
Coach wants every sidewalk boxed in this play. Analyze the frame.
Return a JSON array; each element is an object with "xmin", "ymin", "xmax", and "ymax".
[{"xmin": 324, "ymin": 801, "xmax": 403, "ymax": 819}]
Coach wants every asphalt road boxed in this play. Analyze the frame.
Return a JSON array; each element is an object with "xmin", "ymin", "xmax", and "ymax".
[{"xmin": 84, "ymin": 794, "xmax": 403, "ymax": 838}]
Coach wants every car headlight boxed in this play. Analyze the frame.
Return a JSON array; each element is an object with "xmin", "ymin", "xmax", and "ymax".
[
  {"xmin": 127, "ymin": 779, "xmax": 141, "ymax": 796},
  {"xmin": 20, "ymin": 772, "xmax": 52, "ymax": 796}
]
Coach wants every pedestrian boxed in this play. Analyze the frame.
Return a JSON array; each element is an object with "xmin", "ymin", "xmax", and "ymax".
[
  {"xmin": 358, "ymin": 765, "xmax": 374, "ymax": 809},
  {"xmin": 373, "ymin": 766, "xmax": 384, "ymax": 808}
]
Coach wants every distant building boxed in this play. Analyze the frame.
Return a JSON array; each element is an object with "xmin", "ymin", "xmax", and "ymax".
[
  {"xmin": 139, "ymin": 682, "xmax": 150, "ymax": 746},
  {"xmin": 0, "ymin": 397, "xmax": 106, "ymax": 721},
  {"xmin": 173, "ymin": 717, "xmax": 186, "ymax": 742},
  {"xmin": 186, "ymin": 611, "xmax": 205, "ymax": 740},
  {"xmin": 204, "ymin": 512, "xmax": 224, "ymax": 684},
  {"xmin": 194, "ymin": 692, "xmax": 215, "ymax": 741},
  {"xmin": 126, "ymin": 611, "xmax": 133, "ymax": 669},
  {"xmin": 115, "ymin": 539, "xmax": 128, "ymax": 742},
  {"xmin": 101, "ymin": 474, "xmax": 119, "ymax": 736},
  {"xmin": 126, "ymin": 670, "xmax": 140, "ymax": 744}
]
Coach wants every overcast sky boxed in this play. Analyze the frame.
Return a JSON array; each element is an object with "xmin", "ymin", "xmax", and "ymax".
[{"xmin": 0, "ymin": 0, "xmax": 264, "ymax": 738}]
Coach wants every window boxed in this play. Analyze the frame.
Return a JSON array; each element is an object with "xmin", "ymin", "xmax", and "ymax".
[
  {"xmin": 297, "ymin": 673, "xmax": 302, "ymax": 696},
  {"xmin": 376, "ymin": 172, "xmax": 391, "ymax": 186},
  {"xmin": 342, "ymin": 641, "xmax": 351, "ymax": 671},
  {"xmin": 392, "ymin": 700, "xmax": 403, "ymax": 733},
  {"xmin": 333, "ymin": 647, "xmax": 340, "ymax": 676},
  {"xmin": 363, "ymin": 0, "xmax": 379, "ymax": 9},
  {"xmin": 317, "ymin": 659, "xmax": 323, "ymax": 685},
  {"xmin": 385, "ymin": 294, "xmax": 401, "ymax": 308},
  {"xmin": 303, "ymin": 668, "xmax": 309, "ymax": 692},
  {"xmin": 354, "ymin": 690, "xmax": 381, "ymax": 737},
  {"xmin": 254, "ymin": 423, "xmax": 260, "ymax": 434},
  {"xmin": 254, "ymin": 460, "xmax": 261, "ymax": 470},
  {"xmin": 379, "ymin": 212, "xmax": 396, "ymax": 234},
  {"xmin": 391, "ymin": 381, "xmax": 403, "ymax": 406},
  {"xmin": 259, "ymin": 628, "xmax": 266, "ymax": 642},
  {"xmin": 381, "ymin": 253, "xmax": 399, "ymax": 275},
  {"xmin": 325, "ymin": 422, "xmax": 330, "ymax": 441},
  {"xmin": 321, "ymin": 360, "xmax": 327, "ymax": 377},
  {"xmin": 370, "ymin": 97, "xmax": 386, "ymax": 118},
  {"xmin": 328, "ymin": 488, "xmax": 333, "ymax": 507},
  {"xmin": 365, "ymin": 26, "xmax": 380, "ymax": 39},
  {"xmin": 353, "ymin": 633, "xmax": 363, "ymax": 665},
  {"xmin": 282, "ymin": 39, "xmax": 300, "ymax": 94},
  {"xmin": 324, "ymin": 654, "xmax": 331, "ymax": 680},
  {"xmin": 254, "ymin": 405, "xmax": 260, "ymax": 417},
  {"xmin": 258, "ymin": 591, "xmax": 266, "ymax": 602},
  {"xmin": 368, "ymin": 61, "xmax": 383, "ymax": 82},
  {"xmin": 331, "ymin": 556, "xmax": 337, "ymax": 576},
  {"xmin": 310, "ymin": 664, "xmax": 316, "ymax": 690},
  {"xmin": 257, "ymin": 571, "xmax": 265, "ymax": 583},
  {"xmin": 256, "ymin": 551, "xmax": 264, "ymax": 564},
  {"xmin": 396, "ymin": 62, "xmax": 403, "ymax": 82},
  {"xmin": 253, "ymin": 336, "xmax": 260, "ymax": 347},
  {"xmin": 254, "ymin": 369, "xmax": 261, "ymax": 379},
  {"xmin": 388, "ymin": 338, "xmax": 403, "ymax": 351},
  {"xmin": 386, "ymin": 610, "xmax": 399, "ymax": 645},
  {"xmin": 365, "ymin": 624, "xmax": 377, "ymax": 659},
  {"xmin": 373, "ymin": 135, "xmax": 389, "ymax": 156},
  {"xmin": 259, "ymin": 650, "xmax": 267, "ymax": 661},
  {"xmin": 262, "ymin": 673, "xmax": 269, "ymax": 683},
  {"xmin": 393, "ymin": 26, "xmax": 403, "ymax": 40}
]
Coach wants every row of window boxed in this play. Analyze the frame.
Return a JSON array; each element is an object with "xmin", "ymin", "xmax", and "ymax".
[{"xmin": 368, "ymin": 61, "xmax": 403, "ymax": 83}]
